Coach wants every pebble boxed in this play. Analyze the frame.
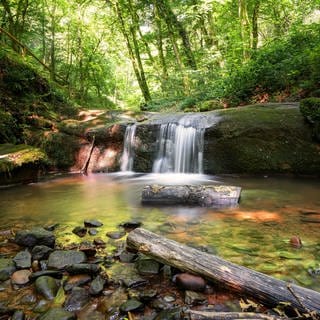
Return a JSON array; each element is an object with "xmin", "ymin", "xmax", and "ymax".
[
  {"xmin": 89, "ymin": 275, "xmax": 107, "ymax": 295},
  {"xmin": 290, "ymin": 235, "xmax": 302, "ymax": 248},
  {"xmin": 32, "ymin": 245, "xmax": 54, "ymax": 260},
  {"xmin": 106, "ymin": 231, "xmax": 126, "ymax": 239},
  {"xmin": 63, "ymin": 274, "xmax": 92, "ymax": 292},
  {"xmin": 64, "ymin": 287, "xmax": 90, "ymax": 312},
  {"xmin": 84, "ymin": 220, "xmax": 103, "ymax": 228},
  {"xmin": 136, "ymin": 259, "xmax": 161, "ymax": 275},
  {"xmin": 11, "ymin": 270, "xmax": 32, "ymax": 285},
  {"xmin": 174, "ymin": 273, "xmax": 206, "ymax": 292},
  {"xmin": 13, "ymin": 250, "xmax": 32, "ymax": 269},
  {"xmin": 120, "ymin": 299, "xmax": 144, "ymax": 313},
  {"xmin": 72, "ymin": 227, "xmax": 87, "ymax": 238},
  {"xmin": 47, "ymin": 250, "xmax": 86, "ymax": 269},
  {"xmin": 35, "ymin": 276, "xmax": 59, "ymax": 300},
  {"xmin": 14, "ymin": 228, "xmax": 55, "ymax": 248}
]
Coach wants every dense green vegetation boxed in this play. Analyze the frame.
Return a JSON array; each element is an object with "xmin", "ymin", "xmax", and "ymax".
[{"xmin": 0, "ymin": 0, "xmax": 319, "ymax": 111}]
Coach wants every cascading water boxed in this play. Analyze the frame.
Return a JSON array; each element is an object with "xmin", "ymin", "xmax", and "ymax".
[
  {"xmin": 152, "ymin": 114, "xmax": 208, "ymax": 174},
  {"xmin": 120, "ymin": 124, "xmax": 137, "ymax": 172}
]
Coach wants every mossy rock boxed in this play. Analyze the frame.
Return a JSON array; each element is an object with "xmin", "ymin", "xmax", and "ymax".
[
  {"xmin": 42, "ymin": 132, "xmax": 80, "ymax": 169},
  {"xmin": 0, "ymin": 144, "xmax": 48, "ymax": 185},
  {"xmin": 204, "ymin": 104, "xmax": 320, "ymax": 175}
]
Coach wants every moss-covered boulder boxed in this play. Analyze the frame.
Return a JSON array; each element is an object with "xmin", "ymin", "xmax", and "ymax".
[
  {"xmin": 204, "ymin": 104, "xmax": 320, "ymax": 175},
  {"xmin": 0, "ymin": 144, "xmax": 48, "ymax": 185}
]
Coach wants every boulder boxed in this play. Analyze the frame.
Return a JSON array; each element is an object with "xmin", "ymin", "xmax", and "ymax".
[
  {"xmin": 35, "ymin": 276, "xmax": 59, "ymax": 300},
  {"xmin": 47, "ymin": 251, "xmax": 86, "ymax": 269},
  {"xmin": 14, "ymin": 228, "xmax": 55, "ymax": 248}
]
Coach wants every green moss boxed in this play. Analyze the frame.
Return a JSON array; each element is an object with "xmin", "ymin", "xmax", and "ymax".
[
  {"xmin": 42, "ymin": 133, "xmax": 79, "ymax": 169},
  {"xmin": 0, "ymin": 144, "xmax": 47, "ymax": 173},
  {"xmin": 205, "ymin": 104, "xmax": 320, "ymax": 175}
]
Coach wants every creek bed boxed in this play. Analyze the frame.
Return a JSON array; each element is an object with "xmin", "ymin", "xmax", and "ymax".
[{"xmin": 0, "ymin": 172, "xmax": 319, "ymax": 290}]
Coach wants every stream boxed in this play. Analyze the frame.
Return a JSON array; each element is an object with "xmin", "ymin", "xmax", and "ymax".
[{"xmin": 0, "ymin": 172, "xmax": 319, "ymax": 291}]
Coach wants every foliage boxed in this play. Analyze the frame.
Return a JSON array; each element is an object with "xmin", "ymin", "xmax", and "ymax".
[
  {"xmin": 219, "ymin": 24, "xmax": 320, "ymax": 106},
  {"xmin": 0, "ymin": 0, "xmax": 320, "ymax": 110},
  {"xmin": 300, "ymin": 97, "xmax": 320, "ymax": 142},
  {"xmin": 300, "ymin": 97, "xmax": 320, "ymax": 122}
]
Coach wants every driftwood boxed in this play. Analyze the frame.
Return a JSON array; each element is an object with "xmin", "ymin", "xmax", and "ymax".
[
  {"xmin": 81, "ymin": 135, "xmax": 95, "ymax": 174},
  {"xmin": 187, "ymin": 310, "xmax": 284, "ymax": 320},
  {"xmin": 141, "ymin": 185, "xmax": 241, "ymax": 207},
  {"xmin": 127, "ymin": 228, "xmax": 320, "ymax": 316}
]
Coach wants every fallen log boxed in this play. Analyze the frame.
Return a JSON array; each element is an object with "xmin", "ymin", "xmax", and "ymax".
[
  {"xmin": 141, "ymin": 185, "xmax": 241, "ymax": 207},
  {"xmin": 187, "ymin": 310, "xmax": 284, "ymax": 320},
  {"xmin": 127, "ymin": 228, "xmax": 320, "ymax": 315}
]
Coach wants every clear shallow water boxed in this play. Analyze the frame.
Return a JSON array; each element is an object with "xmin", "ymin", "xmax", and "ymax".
[{"xmin": 0, "ymin": 173, "xmax": 319, "ymax": 290}]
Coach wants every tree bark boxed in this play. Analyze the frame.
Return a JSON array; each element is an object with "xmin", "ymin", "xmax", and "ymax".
[
  {"xmin": 127, "ymin": 228, "xmax": 320, "ymax": 316},
  {"xmin": 141, "ymin": 185, "xmax": 241, "ymax": 207}
]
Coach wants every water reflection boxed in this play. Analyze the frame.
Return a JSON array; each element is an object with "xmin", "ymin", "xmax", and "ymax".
[{"xmin": 0, "ymin": 173, "xmax": 319, "ymax": 290}]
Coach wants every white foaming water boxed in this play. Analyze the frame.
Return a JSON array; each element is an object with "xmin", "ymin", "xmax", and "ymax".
[
  {"xmin": 120, "ymin": 124, "xmax": 137, "ymax": 172},
  {"xmin": 152, "ymin": 115, "xmax": 206, "ymax": 173}
]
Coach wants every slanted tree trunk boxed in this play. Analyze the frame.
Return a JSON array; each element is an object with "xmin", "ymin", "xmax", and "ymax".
[
  {"xmin": 113, "ymin": 0, "xmax": 151, "ymax": 103},
  {"xmin": 127, "ymin": 228, "xmax": 320, "ymax": 316}
]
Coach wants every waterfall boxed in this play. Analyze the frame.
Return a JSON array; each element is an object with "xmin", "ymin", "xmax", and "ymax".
[
  {"xmin": 120, "ymin": 124, "xmax": 137, "ymax": 172},
  {"xmin": 152, "ymin": 115, "xmax": 206, "ymax": 174}
]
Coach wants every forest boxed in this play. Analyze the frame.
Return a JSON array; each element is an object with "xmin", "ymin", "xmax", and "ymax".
[{"xmin": 1, "ymin": 0, "xmax": 320, "ymax": 111}]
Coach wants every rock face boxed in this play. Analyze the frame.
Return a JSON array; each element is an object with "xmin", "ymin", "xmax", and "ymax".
[
  {"xmin": 83, "ymin": 105, "xmax": 320, "ymax": 175},
  {"xmin": 204, "ymin": 105, "xmax": 320, "ymax": 175}
]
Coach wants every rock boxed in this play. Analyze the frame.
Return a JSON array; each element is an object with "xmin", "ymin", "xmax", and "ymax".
[
  {"xmin": 35, "ymin": 276, "xmax": 59, "ymax": 300},
  {"xmin": 163, "ymin": 295, "xmax": 176, "ymax": 303},
  {"xmin": 79, "ymin": 242, "xmax": 97, "ymax": 257},
  {"xmin": 30, "ymin": 270, "xmax": 63, "ymax": 280},
  {"xmin": 32, "ymin": 260, "xmax": 40, "ymax": 272},
  {"xmin": 77, "ymin": 304, "xmax": 105, "ymax": 320},
  {"xmin": 84, "ymin": 220, "xmax": 103, "ymax": 228},
  {"xmin": 37, "ymin": 307, "xmax": 75, "ymax": 320},
  {"xmin": 65, "ymin": 263, "xmax": 100, "ymax": 275},
  {"xmin": 142, "ymin": 185, "xmax": 241, "ymax": 207},
  {"xmin": 14, "ymin": 228, "xmax": 55, "ymax": 248},
  {"xmin": 153, "ymin": 307, "xmax": 183, "ymax": 320},
  {"xmin": 136, "ymin": 259, "xmax": 160, "ymax": 275},
  {"xmin": 47, "ymin": 250, "xmax": 86, "ymax": 269},
  {"xmin": 11, "ymin": 270, "xmax": 32, "ymax": 285},
  {"xmin": 11, "ymin": 310, "xmax": 25, "ymax": 320},
  {"xmin": 13, "ymin": 250, "xmax": 32, "ymax": 269},
  {"xmin": 106, "ymin": 231, "xmax": 126, "ymax": 239},
  {"xmin": 72, "ymin": 226, "xmax": 87, "ymax": 238},
  {"xmin": 184, "ymin": 290, "xmax": 207, "ymax": 305},
  {"xmin": 0, "ymin": 302, "xmax": 13, "ymax": 316},
  {"xmin": 290, "ymin": 236, "xmax": 303, "ymax": 248},
  {"xmin": 63, "ymin": 274, "xmax": 92, "ymax": 292},
  {"xmin": 151, "ymin": 298, "xmax": 174, "ymax": 311},
  {"xmin": 44, "ymin": 224, "xmax": 59, "ymax": 231},
  {"xmin": 89, "ymin": 275, "xmax": 107, "ymax": 295},
  {"xmin": 128, "ymin": 288, "xmax": 157, "ymax": 301},
  {"xmin": 88, "ymin": 229, "xmax": 98, "ymax": 236},
  {"xmin": 120, "ymin": 221, "xmax": 142, "ymax": 230},
  {"xmin": 0, "ymin": 258, "xmax": 16, "ymax": 281},
  {"xmin": 119, "ymin": 299, "xmax": 144, "ymax": 313},
  {"xmin": 33, "ymin": 299, "xmax": 51, "ymax": 313},
  {"xmin": 122, "ymin": 276, "xmax": 148, "ymax": 289},
  {"xmin": 119, "ymin": 251, "xmax": 137, "ymax": 263},
  {"xmin": 93, "ymin": 238, "xmax": 106, "ymax": 247},
  {"xmin": 64, "ymin": 287, "xmax": 90, "ymax": 312},
  {"xmin": 32, "ymin": 245, "xmax": 54, "ymax": 260},
  {"xmin": 174, "ymin": 273, "xmax": 206, "ymax": 292}
]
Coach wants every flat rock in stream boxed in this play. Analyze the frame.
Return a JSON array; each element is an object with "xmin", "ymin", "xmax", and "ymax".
[
  {"xmin": 14, "ymin": 228, "xmax": 55, "ymax": 248},
  {"xmin": 141, "ymin": 185, "xmax": 241, "ymax": 207}
]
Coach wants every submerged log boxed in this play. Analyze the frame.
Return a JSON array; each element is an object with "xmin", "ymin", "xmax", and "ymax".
[
  {"xmin": 141, "ymin": 185, "xmax": 241, "ymax": 207},
  {"xmin": 127, "ymin": 228, "xmax": 320, "ymax": 315}
]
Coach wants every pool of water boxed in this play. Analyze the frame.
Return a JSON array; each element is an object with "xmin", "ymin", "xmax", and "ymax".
[{"xmin": 0, "ymin": 173, "xmax": 319, "ymax": 290}]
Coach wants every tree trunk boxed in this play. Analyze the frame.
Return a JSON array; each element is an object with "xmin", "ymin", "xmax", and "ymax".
[
  {"xmin": 127, "ymin": 228, "xmax": 320, "ymax": 316},
  {"xmin": 114, "ymin": 1, "xmax": 151, "ymax": 102},
  {"xmin": 251, "ymin": 0, "xmax": 260, "ymax": 50}
]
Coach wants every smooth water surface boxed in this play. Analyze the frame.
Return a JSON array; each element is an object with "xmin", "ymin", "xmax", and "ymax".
[{"xmin": 0, "ymin": 173, "xmax": 319, "ymax": 290}]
